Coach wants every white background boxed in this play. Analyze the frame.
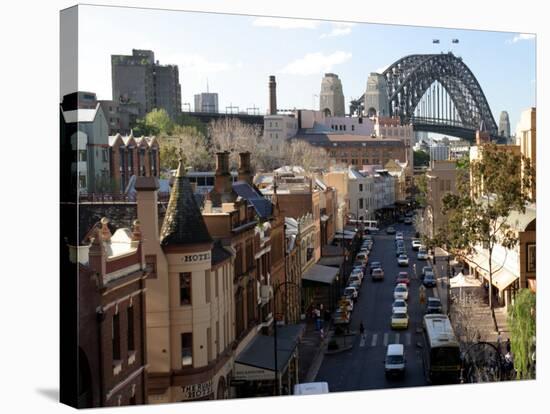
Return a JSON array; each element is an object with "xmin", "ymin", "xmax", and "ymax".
[{"xmin": 0, "ymin": 0, "xmax": 546, "ymax": 413}]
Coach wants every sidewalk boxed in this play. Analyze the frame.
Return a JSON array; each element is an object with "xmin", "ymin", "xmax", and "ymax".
[{"xmin": 297, "ymin": 319, "xmax": 330, "ymax": 382}]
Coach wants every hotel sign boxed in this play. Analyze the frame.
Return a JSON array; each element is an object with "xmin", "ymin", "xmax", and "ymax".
[
  {"xmin": 182, "ymin": 252, "xmax": 211, "ymax": 263},
  {"xmin": 181, "ymin": 380, "xmax": 212, "ymax": 400}
]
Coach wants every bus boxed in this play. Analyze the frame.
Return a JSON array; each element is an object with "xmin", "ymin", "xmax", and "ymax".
[{"xmin": 422, "ymin": 314, "xmax": 462, "ymax": 384}]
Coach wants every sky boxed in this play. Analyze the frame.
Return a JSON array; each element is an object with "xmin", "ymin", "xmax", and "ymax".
[{"xmin": 77, "ymin": 5, "xmax": 536, "ymax": 133}]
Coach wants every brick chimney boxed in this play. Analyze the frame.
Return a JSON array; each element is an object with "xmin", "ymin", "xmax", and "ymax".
[
  {"xmin": 214, "ymin": 151, "xmax": 233, "ymax": 194},
  {"xmin": 268, "ymin": 75, "xmax": 277, "ymax": 115},
  {"xmin": 238, "ymin": 151, "xmax": 253, "ymax": 185},
  {"xmin": 135, "ymin": 175, "xmax": 160, "ymax": 250}
]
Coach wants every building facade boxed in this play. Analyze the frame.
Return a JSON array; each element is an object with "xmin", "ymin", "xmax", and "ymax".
[
  {"xmin": 194, "ymin": 92, "xmax": 219, "ymax": 113},
  {"xmin": 364, "ymin": 73, "xmax": 389, "ymax": 117},
  {"xmin": 111, "ymin": 49, "xmax": 182, "ymax": 120},
  {"xmin": 423, "ymin": 160, "xmax": 458, "ymax": 238},
  {"xmin": 320, "ymin": 73, "xmax": 345, "ymax": 117}
]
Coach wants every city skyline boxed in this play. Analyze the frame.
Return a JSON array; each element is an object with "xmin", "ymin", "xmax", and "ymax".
[{"xmin": 77, "ymin": 5, "xmax": 536, "ymax": 134}]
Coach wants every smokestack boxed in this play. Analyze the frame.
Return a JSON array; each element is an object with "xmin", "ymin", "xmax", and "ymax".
[
  {"xmin": 238, "ymin": 152, "xmax": 253, "ymax": 185},
  {"xmin": 269, "ymin": 75, "xmax": 277, "ymax": 115},
  {"xmin": 214, "ymin": 151, "xmax": 232, "ymax": 194}
]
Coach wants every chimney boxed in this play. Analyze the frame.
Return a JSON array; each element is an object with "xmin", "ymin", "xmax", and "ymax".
[
  {"xmin": 268, "ymin": 75, "xmax": 277, "ymax": 115},
  {"xmin": 214, "ymin": 151, "xmax": 233, "ymax": 194},
  {"xmin": 238, "ymin": 151, "xmax": 253, "ymax": 185},
  {"xmin": 135, "ymin": 175, "xmax": 160, "ymax": 249}
]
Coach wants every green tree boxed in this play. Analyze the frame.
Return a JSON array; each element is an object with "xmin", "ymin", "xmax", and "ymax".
[
  {"xmin": 508, "ymin": 289, "xmax": 536, "ymax": 379},
  {"xmin": 178, "ymin": 112, "xmax": 207, "ymax": 136},
  {"xmin": 413, "ymin": 174, "xmax": 428, "ymax": 207},
  {"xmin": 436, "ymin": 143, "xmax": 534, "ymax": 309},
  {"xmin": 413, "ymin": 150, "xmax": 430, "ymax": 167},
  {"xmin": 133, "ymin": 108, "xmax": 174, "ymax": 136}
]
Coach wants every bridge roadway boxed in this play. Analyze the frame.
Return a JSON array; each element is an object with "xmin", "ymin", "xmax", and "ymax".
[{"xmin": 315, "ymin": 222, "xmax": 438, "ymax": 392}]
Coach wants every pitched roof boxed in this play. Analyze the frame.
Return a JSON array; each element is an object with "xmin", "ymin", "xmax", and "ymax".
[
  {"xmin": 160, "ymin": 160, "xmax": 212, "ymax": 246},
  {"xmin": 61, "ymin": 103, "xmax": 101, "ymax": 124},
  {"xmin": 233, "ymin": 181, "xmax": 273, "ymax": 219}
]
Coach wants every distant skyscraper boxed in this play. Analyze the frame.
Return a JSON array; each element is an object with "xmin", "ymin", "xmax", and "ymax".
[
  {"xmin": 320, "ymin": 73, "xmax": 345, "ymax": 117},
  {"xmin": 499, "ymin": 110, "xmax": 511, "ymax": 140},
  {"xmin": 365, "ymin": 73, "xmax": 389, "ymax": 117},
  {"xmin": 111, "ymin": 49, "xmax": 182, "ymax": 120}
]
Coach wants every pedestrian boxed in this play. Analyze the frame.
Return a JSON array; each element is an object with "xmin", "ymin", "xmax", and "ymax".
[
  {"xmin": 506, "ymin": 338, "xmax": 511, "ymax": 353},
  {"xmin": 359, "ymin": 321, "xmax": 365, "ymax": 340}
]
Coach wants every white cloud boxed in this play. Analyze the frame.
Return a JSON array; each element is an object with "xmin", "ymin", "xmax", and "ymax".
[
  {"xmin": 507, "ymin": 33, "xmax": 536, "ymax": 44},
  {"xmin": 320, "ymin": 22, "xmax": 356, "ymax": 38},
  {"xmin": 280, "ymin": 51, "xmax": 352, "ymax": 76},
  {"xmin": 165, "ymin": 53, "xmax": 243, "ymax": 73},
  {"xmin": 252, "ymin": 17, "xmax": 320, "ymax": 30},
  {"xmin": 374, "ymin": 64, "xmax": 390, "ymax": 74}
]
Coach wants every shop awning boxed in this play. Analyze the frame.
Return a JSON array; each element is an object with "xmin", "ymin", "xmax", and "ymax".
[
  {"xmin": 233, "ymin": 324, "xmax": 304, "ymax": 381},
  {"xmin": 467, "ymin": 250, "xmax": 518, "ymax": 291},
  {"xmin": 321, "ymin": 214, "xmax": 330, "ymax": 222},
  {"xmin": 450, "ymin": 272, "xmax": 482, "ymax": 288},
  {"xmin": 318, "ymin": 256, "xmax": 345, "ymax": 267},
  {"xmin": 302, "ymin": 264, "xmax": 339, "ymax": 284},
  {"xmin": 492, "ymin": 266, "xmax": 519, "ymax": 290}
]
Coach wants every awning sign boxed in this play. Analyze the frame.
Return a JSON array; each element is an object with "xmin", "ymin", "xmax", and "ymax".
[
  {"xmin": 233, "ymin": 363, "xmax": 275, "ymax": 381},
  {"xmin": 181, "ymin": 380, "xmax": 212, "ymax": 400}
]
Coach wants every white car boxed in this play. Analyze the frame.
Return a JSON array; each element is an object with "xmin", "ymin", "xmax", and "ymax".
[
  {"xmin": 397, "ymin": 254, "xmax": 409, "ymax": 267},
  {"xmin": 349, "ymin": 274, "xmax": 362, "ymax": 287},
  {"xmin": 350, "ymin": 269, "xmax": 364, "ymax": 281},
  {"xmin": 392, "ymin": 299, "xmax": 408, "ymax": 314},
  {"xmin": 395, "ymin": 232, "xmax": 404, "ymax": 241},
  {"xmin": 411, "ymin": 239, "xmax": 422, "ymax": 250},
  {"xmin": 344, "ymin": 286, "xmax": 358, "ymax": 301},
  {"xmin": 356, "ymin": 252, "xmax": 368, "ymax": 261},
  {"xmin": 417, "ymin": 249, "xmax": 429, "ymax": 260},
  {"xmin": 394, "ymin": 283, "xmax": 409, "ymax": 300}
]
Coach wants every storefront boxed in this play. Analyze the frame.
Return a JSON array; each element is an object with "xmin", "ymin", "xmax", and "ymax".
[
  {"xmin": 232, "ymin": 325, "xmax": 303, "ymax": 397},
  {"xmin": 301, "ymin": 264, "xmax": 340, "ymax": 314}
]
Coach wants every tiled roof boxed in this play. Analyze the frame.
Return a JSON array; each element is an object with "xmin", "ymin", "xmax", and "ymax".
[
  {"xmin": 233, "ymin": 181, "xmax": 273, "ymax": 219},
  {"xmin": 212, "ymin": 242, "xmax": 232, "ymax": 266},
  {"xmin": 160, "ymin": 160, "xmax": 212, "ymax": 246}
]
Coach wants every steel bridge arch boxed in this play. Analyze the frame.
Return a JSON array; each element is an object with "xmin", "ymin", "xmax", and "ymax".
[{"xmin": 353, "ymin": 53, "xmax": 499, "ymax": 139}]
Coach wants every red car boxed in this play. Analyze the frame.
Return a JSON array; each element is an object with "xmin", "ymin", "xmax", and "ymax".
[{"xmin": 395, "ymin": 271, "xmax": 410, "ymax": 286}]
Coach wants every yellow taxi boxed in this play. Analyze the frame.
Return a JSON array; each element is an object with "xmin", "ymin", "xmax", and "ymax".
[{"xmin": 391, "ymin": 311, "xmax": 409, "ymax": 330}]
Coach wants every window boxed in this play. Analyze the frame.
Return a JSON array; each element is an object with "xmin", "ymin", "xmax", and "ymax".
[
  {"xmin": 359, "ymin": 198, "xmax": 364, "ymax": 209},
  {"xmin": 127, "ymin": 306, "xmax": 135, "ymax": 352},
  {"xmin": 78, "ymin": 150, "xmax": 87, "ymax": 162},
  {"xmin": 181, "ymin": 333, "xmax": 193, "ymax": 367},
  {"xmin": 351, "ymin": 125, "xmax": 355, "ymax": 131},
  {"xmin": 207, "ymin": 327, "xmax": 212, "ymax": 362},
  {"xmin": 112, "ymin": 313, "xmax": 121, "ymax": 361},
  {"xmin": 359, "ymin": 184, "xmax": 363, "ymax": 192},
  {"xmin": 216, "ymin": 321, "xmax": 220, "ymax": 356},
  {"xmin": 205, "ymin": 270, "xmax": 211, "ymax": 303},
  {"xmin": 102, "ymin": 148, "xmax": 108, "ymax": 162},
  {"xmin": 215, "ymin": 269, "xmax": 219, "ymax": 298},
  {"xmin": 145, "ymin": 255, "xmax": 157, "ymax": 279},
  {"xmin": 79, "ymin": 174, "xmax": 87, "ymax": 189},
  {"xmin": 180, "ymin": 272, "xmax": 192, "ymax": 305}
]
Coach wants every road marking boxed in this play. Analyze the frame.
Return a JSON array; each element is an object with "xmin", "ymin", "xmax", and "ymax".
[
  {"xmin": 395, "ymin": 333, "xmax": 400, "ymax": 344},
  {"xmin": 406, "ymin": 333, "xmax": 411, "ymax": 346},
  {"xmin": 371, "ymin": 333, "xmax": 378, "ymax": 347},
  {"xmin": 359, "ymin": 335, "xmax": 366, "ymax": 347},
  {"xmin": 383, "ymin": 332, "xmax": 389, "ymax": 346}
]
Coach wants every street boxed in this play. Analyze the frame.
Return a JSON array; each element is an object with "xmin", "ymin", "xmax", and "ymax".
[{"xmin": 316, "ymin": 222, "xmax": 439, "ymax": 391}]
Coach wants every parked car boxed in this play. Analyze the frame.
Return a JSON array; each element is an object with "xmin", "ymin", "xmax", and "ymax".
[
  {"xmin": 393, "ymin": 283, "xmax": 409, "ymax": 300},
  {"xmin": 397, "ymin": 254, "xmax": 409, "ymax": 267},
  {"xmin": 386, "ymin": 226, "xmax": 396, "ymax": 234},
  {"xmin": 423, "ymin": 272, "xmax": 437, "ymax": 288},
  {"xmin": 392, "ymin": 299, "xmax": 408, "ymax": 314},
  {"xmin": 417, "ymin": 247, "xmax": 429, "ymax": 260},
  {"xmin": 353, "ymin": 264, "xmax": 366, "ymax": 274},
  {"xmin": 425, "ymin": 297, "xmax": 443, "ymax": 314},
  {"xmin": 397, "ymin": 215, "xmax": 405, "ymax": 223},
  {"xmin": 411, "ymin": 239, "xmax": 422, "ymax": 250},
  {"xmin": 391, "ymin": 311, "xmax": 409, "ymax": 329},
  {"xmin": 385, "ymin": 344, "xmax": 406, "ymax": 378},
  {"xmin": 404, "ymin": 217, "xmax": 413, "ymax": 225},
  {"xmin": 349, "ymin": 274, "xmax": 362, "ymax": 287},
  {"xmin": 344, "ymin": 286, "xmax": 358, "ymax": 301},
  {"xmin": 395, "ymin": 232, "xmax": 404, "ymax": 241},
  {"xmin": 356, "ymin": 252, "xmax": 368, "ymax": 261},
  {"xmin": 372, "ymin": 268, "xmax": 385, "ymax": 281},
  {"xmin": 333, "ymin": 308, "xmax": 350, "ymax": 325},
  {"xmin": 395, "ymin": 272, "xmax": 410, "ymax": 286},
  {"xmin": 405, "ymin": 211, "xmax": 414, "ymax": 217},
  {"xmin": 339, "ymin": 297, "xmax": 354, "ymax": 312},
  {"xmin": 350, "ymin": 269, "xmax": 364, "ymax": 281}
]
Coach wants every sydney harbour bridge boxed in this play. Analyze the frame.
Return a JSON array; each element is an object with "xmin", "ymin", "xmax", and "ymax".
[{"xmin": 349, "ymin": 52, "xmax": 502, "ymax": 141}]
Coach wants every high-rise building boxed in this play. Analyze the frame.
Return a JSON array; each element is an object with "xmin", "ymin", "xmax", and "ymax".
[
  {"xmin": 499, "ymin": 110, "xmax": 511, "ymax": 140},
  {"xmin": 194, "ymin": 92, "xmax": 219, "ymax": 113},
  {"xmin": 320, "ymin": 73, "xmax": 345, "ymax": 117},
  {"xmin": 111, "ymin": 49, "xmax": 182, "ymax": 120}
]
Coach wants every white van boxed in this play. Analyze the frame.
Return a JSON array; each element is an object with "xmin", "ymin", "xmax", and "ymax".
[
  {"xmin": 385, "ymin": 344, "xmax": 406, "ymax": 378},
  {"xmin": 293, "ymin": 382, "xmax": 330, "ymax": 395}
]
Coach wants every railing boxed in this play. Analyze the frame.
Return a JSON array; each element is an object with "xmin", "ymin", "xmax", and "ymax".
[{"xmin": 79, "ymin": 192, "xmax": 171, "ymax": 203}]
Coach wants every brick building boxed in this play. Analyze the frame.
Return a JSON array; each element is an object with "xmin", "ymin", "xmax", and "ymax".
[{"xmin": 77, "ymin": 218, "xmax": 149, "ymax": 407}]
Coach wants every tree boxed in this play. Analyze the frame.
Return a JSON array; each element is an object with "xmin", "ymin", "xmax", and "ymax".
[
  {"xmin": 508, "ymin": 289, "xmax": 536, "ymax": 379},
  {"xmin": 413, "ymin": 149, "xmax": 430, "ymax": 167},
  {"xmin": 436, "ymin": 143, "xmax": 534, "ymax": 309},
  {"xmin": 282, "ymin": 140, "xmax": 330, "ymax": 172},
  {"xmin": 178, "ymin": 112, "xmax": 207, "ymax": 136},
  {"xmin": 413, "ymin": 174, "xmax": 428, "ymax": 208},
  {"xmin": 133, "ymin": 108, "xmax": 174, "ymax": 136},
  {"xmin": 159, "ymin": 125, "xmax": 212, "ymax": 173}
]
